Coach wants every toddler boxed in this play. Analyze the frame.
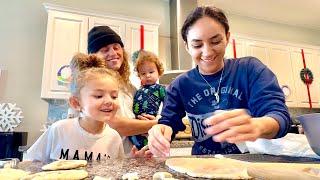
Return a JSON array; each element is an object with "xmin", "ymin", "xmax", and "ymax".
[{"xmin": 130, "ymin": 50, "xmax": 166, "ymax": 150}]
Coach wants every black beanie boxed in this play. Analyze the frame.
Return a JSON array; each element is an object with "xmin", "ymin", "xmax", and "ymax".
[{"xmin": 87, "ymin": 26, "xmax": 124, "ymax": 53}]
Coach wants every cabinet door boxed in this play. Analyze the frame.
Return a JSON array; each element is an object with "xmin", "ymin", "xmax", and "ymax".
[
  {"xmin": 225, "ymin": 37, "xmax": 246, "ymax": 59},
  {"xmin": 126, "ymin": 22, "xmax": 159, "ymax": 88},
  {"xmin": 246, "ymin": 41, "xmax": 270, "ymax": 67},
  {"xmin": 268, "ymin": 45, "xmax": 297, "ymax": 107},
  {"xmin": 125, "ymin": 22, "xmax": 159, "ymax": 55},
  {"xmin": 41, "ymin": 11, "xmax": 88, "ymax": 99},
  {"xmin": 88, "ymin": 17, "xmax": 126, "ymax": 45},
  {"xmin": 291, "ymin": 48, "xmax": 320, "ymax": 108}
]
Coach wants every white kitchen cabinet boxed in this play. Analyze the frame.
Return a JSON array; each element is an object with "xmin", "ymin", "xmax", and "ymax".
[
  {"xmin": 88, "ymin": 17, "xmax": 126, "ymax": 44},
  {"xmin": 268, "ymin": 45, "xmax": 297, "ymax": 107},
  {"xmin": 245, "ymin": 41, "xmax": 298, "ymax": 107},
  {"xmin": 227, "ymin": 35, "xmax": 320, "ymax": 108},
  {"xmin": 290, "ymin": 47, "xmax": 320, "ymax": 108},
  {"xmin": 125, "ymin": 22, "xmax": 159, "ymax": 56},
  {"xmin": 225, "ymin": 36, "xmax": 246, "ymax": 59},
  {"xmin": 41, "ymin": 4, "xmax": 159, "ymax": 99},
  {"xmin": 125, "ymin": 22, "xmax": 159, "ymax": 88},
  {"xmin": 246, "ymin": 40, "xmax": 270, "ymax": 67},
  {"xmin": 41, "ymin": 10, "xmax": 88, "ymax": 99}
]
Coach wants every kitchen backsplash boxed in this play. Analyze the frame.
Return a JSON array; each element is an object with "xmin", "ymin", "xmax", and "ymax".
[
  {"xmin": 47, "ymin": 99, "xmax": 69, "ymax": 124},
  {"xmin": 46, "ymin": 99, "xmax": 320, "ymax": 124}
]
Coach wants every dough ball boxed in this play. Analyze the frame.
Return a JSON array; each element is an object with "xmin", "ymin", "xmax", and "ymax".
[{"xmin": 152, "ymin": 172, "xmax": 172, "ymax": 180}]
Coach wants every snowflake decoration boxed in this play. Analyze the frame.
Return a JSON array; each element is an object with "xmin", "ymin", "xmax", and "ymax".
[{"xmin": 0, "ymin": 103, "xmax": 24, "ymax": 132}]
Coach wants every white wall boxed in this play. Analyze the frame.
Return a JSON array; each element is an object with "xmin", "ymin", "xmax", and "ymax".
[
  {"xmin": 0, "ymin": 0, "xmax": 170, "ymax": 146},
  {"xmin": 0, "ymin": 0, "xmax": 48, "ymax": 147}
]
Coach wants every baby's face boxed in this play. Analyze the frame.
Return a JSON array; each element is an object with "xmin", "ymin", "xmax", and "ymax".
[{"xmin": 138, "ymin": 61, "xmax": 159, "ymax": 86}]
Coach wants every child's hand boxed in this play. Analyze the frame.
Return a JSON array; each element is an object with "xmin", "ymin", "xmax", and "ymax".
[
  {"xmin": 137, "ymin": 113, "xmax": 156, "ymax": 120},
  {"xmin": 130, "ymin": 145, "xmax": 153, "ymax": 158}
]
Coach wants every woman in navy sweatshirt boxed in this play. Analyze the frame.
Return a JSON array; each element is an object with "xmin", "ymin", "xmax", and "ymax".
[{"xmin": 147, "ymin": 6, "xmax": 291, "ymax": 156}]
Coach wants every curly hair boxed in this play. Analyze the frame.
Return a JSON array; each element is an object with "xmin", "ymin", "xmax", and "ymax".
[
  {"xmin": 135, "ymin": 50, "xmax": 164, "ymax": 76},
  {"xmin": 181, "ymin": 6, "xmax": 229, "ymax": 42},
  {"xmin": 117, "ymin": 50, "xmax": 131, "ymax": 83}
]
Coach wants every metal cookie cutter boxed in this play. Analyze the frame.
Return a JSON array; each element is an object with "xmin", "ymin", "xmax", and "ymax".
[{"xmin": 0, "ymin": 158, "xmax": 20, "ymax": 168}]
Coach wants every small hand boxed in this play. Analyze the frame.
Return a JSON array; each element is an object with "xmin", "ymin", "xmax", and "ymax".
[
  {"xmin": 130, "ymin": 145, "xmax": 153, "ymax": 158},
  {"xmin": 137, "ymin": 113, "xmax": 156, "ymax": 121},
  {"xmin": 148, "ymin": 124, "xmax": 172, "ymax": 157},
  {"xmin": 203, "ymin": 109, "xmax": 262, "ymax": 143}
]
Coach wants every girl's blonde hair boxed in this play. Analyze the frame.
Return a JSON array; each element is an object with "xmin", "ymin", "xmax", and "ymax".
[
  {"xmin": 69, "ymin": 53, "xmax": 120, "ymax": 97},
  {"xmin": 135, "ymin": 50, "xmax": 164, "ymax": 76}
]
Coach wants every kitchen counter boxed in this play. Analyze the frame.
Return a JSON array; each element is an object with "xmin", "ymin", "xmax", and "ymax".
[
  {"xmin": 17, "ymin": 154, "xmax": 320, "ymax": 179},
  {"xmin": 170, "ymin": 140, "xmax": 194, "ymax": 148}
]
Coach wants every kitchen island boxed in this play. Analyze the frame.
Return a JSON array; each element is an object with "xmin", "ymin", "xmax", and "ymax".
[{"xmin": 17, "ymin": 154, "xmax": 320, "ymax": 179}]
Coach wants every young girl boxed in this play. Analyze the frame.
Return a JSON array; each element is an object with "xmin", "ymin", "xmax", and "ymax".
[
  {"xmin": 129, "ymin": 50, "xmax": 166, "ymax": 150},
  {"xmin": 26, "ymin": 53, "xmax": 125, "ymax": 162}
]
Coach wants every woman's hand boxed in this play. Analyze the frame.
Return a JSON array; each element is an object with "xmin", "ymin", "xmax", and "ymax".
[
  {"xmin": 147, "ymin": 124, "xmax": 172, "ymax": 157},
  {"xmin": 109, "ymin": 115, "xmax": 157, "ymax": 136},
  {"xmin": 137, "ymin": 113, "xmax": 156, "ymax": 121},
  {"xmin": 203, "ymin": 109, "xmax": 264, "ymax": 143}
]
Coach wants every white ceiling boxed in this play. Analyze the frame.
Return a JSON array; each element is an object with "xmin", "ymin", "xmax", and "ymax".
[{"xmin": 198, "ymin": 0, "xmax": 320, "ymax": 30}]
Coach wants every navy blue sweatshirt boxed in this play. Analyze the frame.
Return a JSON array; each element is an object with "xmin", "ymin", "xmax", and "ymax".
[{"xmin": 159, "ymin": 57, "xmax": 291, "ymax": 155}]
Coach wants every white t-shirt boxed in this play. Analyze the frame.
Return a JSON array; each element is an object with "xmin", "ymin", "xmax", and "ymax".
[
  {"xmin": 25, "ymin": 117, "xmax": 124, "ymax": 162},
  {"xmin": 66, "ymin": 82, "xmax": 137, "ymax": 154}
]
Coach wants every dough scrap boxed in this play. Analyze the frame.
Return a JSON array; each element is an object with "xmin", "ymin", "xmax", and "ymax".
[
  {"xmin": 152, "ymin": 172, "xmax": 172, "ymax": 180},
  {"xmin": 42, "ymin": 160, "xmax": 87, "ymax": 171},
  {"xmin": 122, "ymin": 172, "xmax": 139, "ymax": 180},
  {"xmin": 21, "ymin": 169, "xmax": 88, "ymax": 180}
]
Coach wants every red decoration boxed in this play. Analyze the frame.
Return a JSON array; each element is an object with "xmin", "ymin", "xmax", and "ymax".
[
  {"xmin": 301, "ymin": 49, "xmax": 312, "ymax": 109},
  {"xmin": 232, "ymin": 39, "xmax": 237, "ymax": 59},
  {"xmin": 140, "ymin": 25, "xmax": 144, "ymax": 50}
]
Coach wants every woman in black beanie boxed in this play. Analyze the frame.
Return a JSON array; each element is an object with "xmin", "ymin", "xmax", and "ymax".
[{"xmin": 88, "ymin": 26, "xmax": 157, "ymax": 154}]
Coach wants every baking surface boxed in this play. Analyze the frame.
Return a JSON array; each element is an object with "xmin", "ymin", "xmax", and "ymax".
[{"xmin": 17, "ymin": 154, "xmax": 320, "ymax": 179}]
